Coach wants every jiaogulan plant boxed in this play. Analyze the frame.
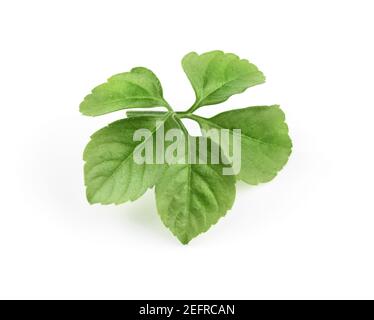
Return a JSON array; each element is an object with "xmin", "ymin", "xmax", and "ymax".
[{"xmin": 80, "ymin": 50, "xmax": 292, "ymax": 244}]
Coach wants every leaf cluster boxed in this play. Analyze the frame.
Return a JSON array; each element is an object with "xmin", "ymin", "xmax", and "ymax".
[{"xmin": 80, "ymin": 50, "xmax": 292, "ymax": 244}]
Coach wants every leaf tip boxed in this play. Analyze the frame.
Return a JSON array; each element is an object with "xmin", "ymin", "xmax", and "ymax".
[
  {"xmin": 177, "ymin": 235, "xmax": 191, "ymax": 245},
  {"xmin": 79, "ymin": 95, "xmax": 97, "ymax": 117}
]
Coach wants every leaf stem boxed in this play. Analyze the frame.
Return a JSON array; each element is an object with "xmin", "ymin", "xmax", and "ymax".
[
  {"xmin": 126, "ymin": 110, "xmax": 168, "ymax": 118},
  {"xmin": 185, "ymin": 100, "xmax": 201, "ymax": 114},
  {"xmin": 173, "ymin": 115, "xmax": 190, "ymax": 137},
  {"xmin": 175, "ymin": 111, "xmax": 190, "ymax": 117},
  {"xmin": 163, "ymin": 101, "xmax": 174, "ymax": 112},
  {"xmin": 177, "ymin": 113, "xmax": 206, "ymax": 123}
]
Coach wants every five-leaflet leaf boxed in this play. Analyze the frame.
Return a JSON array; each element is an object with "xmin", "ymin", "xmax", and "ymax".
[{"xmin": 80, "ymin": 50, "xmax": 292, "ymax": 244}]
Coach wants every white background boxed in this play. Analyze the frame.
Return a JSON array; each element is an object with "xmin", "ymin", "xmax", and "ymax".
[{"xmin": 0, "ymin": 0, "xmax": 373, "ymax": 299}]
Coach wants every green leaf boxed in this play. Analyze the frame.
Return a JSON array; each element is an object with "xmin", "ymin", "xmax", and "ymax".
[
  {"xmin": 182, "ymin": 50, "xmax": 265, "ymax": 111},
  {"xmin": 80, "ymin": 67, "xmax": 169, "ymax": 116},
  {"xmin": 155, "ymin": 134, "xmax": 236, "ymax": 244},
  {"xmin": 193, "ymin": 106, "xmax": 292, "ymax": 185},
  {"xmin": 83, "ymin": 113, "xmax": 178, "ymax": 204},
  {"xmin": 80, "ymin": 50, "xmax": 293, "ymax": 244}
]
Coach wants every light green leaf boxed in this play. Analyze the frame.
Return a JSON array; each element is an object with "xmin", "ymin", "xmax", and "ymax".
[
  {"xmin": 155, "ymin": 135, "xmax": 236, "ymax": 244},
  {"xmin": 83, "ymin": 113, "xmax": 178, "ymax": 204},
  {"xmin": 182, "ymin": 50, "xmax": 265, "ymax": 111},
  {"xmin": 80, "ymin": 67, "xmax": 169, "ymax": 116},
  {"xmin": 80, "ymin": 50, "xmax": 293, "ymax": 244},
  {"xmin": 194, "ymin": 106, "xmax": 292, "ymax": 184}
]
